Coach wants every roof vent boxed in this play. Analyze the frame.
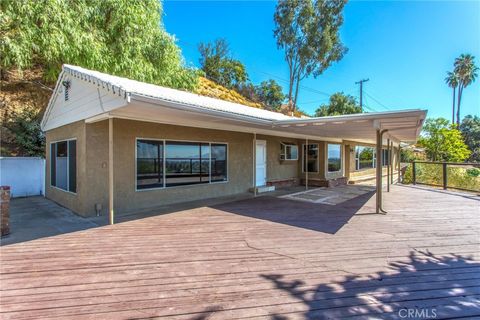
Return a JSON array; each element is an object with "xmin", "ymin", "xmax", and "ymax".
[{"xmin": 62, "ymin": 80, "xmax": 71, "ymax": 101}]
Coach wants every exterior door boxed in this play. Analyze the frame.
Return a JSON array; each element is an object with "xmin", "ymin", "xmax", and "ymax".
[{"xmin": 255, "ymin": 140, "xmax": 267, "ymax": 186}]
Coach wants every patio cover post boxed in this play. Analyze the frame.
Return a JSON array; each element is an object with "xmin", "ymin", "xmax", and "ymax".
[
  {"xmin": 387, "ymin": 138, "xmax": 390, "ymax": 192},
  {"xmin": 108, "ymin": 117, "xmax": 114, "ymax": 225},
  {"xmin": 376, "ymin": 129, "xmax": 388, "ymax": 214},
  {"xmin": 253, "ymin": 133, "xmax": 257, "ymax": 197},
  {"xmin": 305, "ymin": 138, "xmax": 309, "ymax": 190},
  {"xmin": 398, "ymin": 145, "xmax": 401, "ymax": 183},
  {"xmin": 390, "ymin": 141, "xmax": 394, "ymax": 184}
]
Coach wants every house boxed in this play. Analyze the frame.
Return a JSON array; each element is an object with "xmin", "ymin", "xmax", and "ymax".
[{"xmin": 41, "ymin": 65, "xmax": 426, "ymax": 221}]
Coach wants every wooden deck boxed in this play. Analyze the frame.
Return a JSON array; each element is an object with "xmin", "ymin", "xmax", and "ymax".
[{"xmin": 1, "ymin": 185, "xmax": 479, "ymax": 319}]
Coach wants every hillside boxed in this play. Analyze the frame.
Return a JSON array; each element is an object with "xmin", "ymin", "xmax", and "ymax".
[{"xmin": 196, "ymin": 77, "xmax": 263, "ymax": 109}]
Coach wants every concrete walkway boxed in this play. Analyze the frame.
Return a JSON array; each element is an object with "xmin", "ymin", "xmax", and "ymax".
[{"xmin": 1, "ymin": 197, "xmax": 98, "ymax": 246}]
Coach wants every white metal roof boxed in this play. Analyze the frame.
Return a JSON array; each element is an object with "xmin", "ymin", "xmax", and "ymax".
[
  {"xmin": 42, "ymin": 64, "xmax": 427, "ymax": 144},
  {"xmin": 62, "ymin": 64, "xmax": 293, "ymax": 121}
]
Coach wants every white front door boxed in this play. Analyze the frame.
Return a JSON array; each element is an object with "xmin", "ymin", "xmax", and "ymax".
[{"xmin": 255, "ymin": 140, "xmax": 267, "ymax": 186}]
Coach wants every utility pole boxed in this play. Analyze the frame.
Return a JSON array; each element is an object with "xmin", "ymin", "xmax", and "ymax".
[{"xmin": 355, "ymin": 78, "xmax": 369, "ymax": 112}]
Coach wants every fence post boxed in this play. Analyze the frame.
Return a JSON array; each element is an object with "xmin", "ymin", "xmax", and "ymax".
[
  {"xmin": 412, "ymin": 161, "xmax": 416, "ymax": 185},
  {"xmin": 442, "ymin": 162, "xmax": 447, "ymax": 190}
]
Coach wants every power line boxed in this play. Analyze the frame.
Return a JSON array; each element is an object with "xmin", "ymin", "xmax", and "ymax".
[{"xmin": 364, "ymin": 91, "xmax": 391, "ymax": 111}]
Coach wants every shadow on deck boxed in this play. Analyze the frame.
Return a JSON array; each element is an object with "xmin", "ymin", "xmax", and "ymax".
[{"xmin": 262, "ymin": 250, "xmax": 480, "ymax": 319}]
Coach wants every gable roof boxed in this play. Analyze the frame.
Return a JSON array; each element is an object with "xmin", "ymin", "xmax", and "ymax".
[
  {"xmin": 64, "ymin": 65, "xmax": 292, "ymax": 121},
  {"xmin": 42, "ymin": 64, "xmax": 427, "ymax": 144}
]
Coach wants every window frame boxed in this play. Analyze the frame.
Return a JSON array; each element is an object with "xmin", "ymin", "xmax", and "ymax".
[
  {"xmin": 50, "ymin": 138, "xmax": 77, "ymax": 195},
  {"xmin": 135, "ymin": 138, "xmax": 229, "ymax": 192},
  {"xmin": 326, "ymin": 143, "xmax": 342, "ymax": 173},
  {"xmin": 355, "ymin": 146, "xmax": 376, "ymax": 171},
  {"xmin": 302, "ymin": 143, "xmax": 319, "ymax": 173},
  {"xmin": 280, "ymin": 142, "xmax": 299, "ymax": 161}
]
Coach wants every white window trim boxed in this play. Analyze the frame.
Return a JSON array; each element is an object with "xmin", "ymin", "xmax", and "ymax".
[
  {"xmin": 50, "ymin": 138, "xmax": 77, "ymax": 195},
  {"xmin": 135, "ymin": 138, "xmax": 229, "ymax": 192},
  {"xmin": 280, "ymin": 142, "xmax": 299, "ymax": 161},
  {"xmin": 355, "ymin": 146, "xmax": 376, "ymax": 171},
  {"xmin": 302, "ymin": 143, "xmax": 319, "ymax": 173}
]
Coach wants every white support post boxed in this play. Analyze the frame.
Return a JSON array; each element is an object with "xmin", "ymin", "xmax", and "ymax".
[
  {"xmin": 253, "ymin": 133, "xmax": 257, "ymax": 197},
  {"xmin": 390, "ymin": 141, "xmax": 394, "ymax": 185},
  {"xmin": 387, "ymin": 138, "xmax": 390, "ymax": 192},
  {"xmin": 305, "ymin": 138, "xmax": 309, "ymax": 190},
  {"xmin": 376, "ymin": 129, "xmax": 388, "ymax": 214},
  {"xmin": 108, "ymin": 117, "xmax": 114, "ymax": 225}
]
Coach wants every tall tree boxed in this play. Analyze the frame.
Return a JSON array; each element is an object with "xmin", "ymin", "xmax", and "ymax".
[
  {"xmin": 0, "ymin": 0, "xmax": 198, "ymax": 90},
  {"xmin": 418, "ymin": 118, "xmax": 470, "ymax": 162},
  {"xmin": 255, "ymin": 80, "xmax": 286, "ymax": 111},
  {"xmin": 198, "ymin": 39, "xmax": 248, "ymax": 89},
  {"xmin": 453, "ymin": 54, "xmax": 479, "ymax": 126},
  {"xmin": 314, "ymin": 92, "xmax": 362, "ymax": 117},
  {"xmin": 444, "ymin": 71, "xmax": 458, "ymax": 125},
  {"xmin": 459, "ymin": 115, "xmax": 480, "ymax": 162},
  {"xmin": 274, "ymin": 0, "xmax": 347, "ymax": 112}
]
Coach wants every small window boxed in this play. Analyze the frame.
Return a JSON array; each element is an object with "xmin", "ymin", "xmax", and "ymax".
[
  {"xmin": 50, "ymin": 139, "xmax": 76, "ymax": 193},
  {"xmin": 355, "ymin": 146, "xmax": 375, "ymax": 170},
  {"xmin": 211, "ymin": 144, "xmax": 227, "ymax": 182},
  {"xmin": 327, "ymin": 144, "xmax": 342, "ymax": 172},
  {"xmin": 303, "ymin": 144, "xmax": 319, "ymax": 172},
  {"xmin": 280, "ymin": 142, "xmax": 298, "ymax": 160}
]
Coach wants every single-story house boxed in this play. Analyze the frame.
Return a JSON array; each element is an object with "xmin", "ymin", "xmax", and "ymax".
[{"xmin": 41, "ymin": 65, "xmax": 426, "ymax": 221}]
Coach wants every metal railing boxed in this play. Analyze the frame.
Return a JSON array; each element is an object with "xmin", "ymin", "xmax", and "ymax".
[{"xmin": 410, "ymin": 161, "xmax": 480, "ymax": 192}]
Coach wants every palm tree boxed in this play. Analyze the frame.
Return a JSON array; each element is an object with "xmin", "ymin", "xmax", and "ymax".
[
  {"xmin": 445, "ymin": 71, "xmax": 458, "ymax": 125},
  {"xmin": 454, "ymin": 54, "xmax": 479, "ymax": 126}
]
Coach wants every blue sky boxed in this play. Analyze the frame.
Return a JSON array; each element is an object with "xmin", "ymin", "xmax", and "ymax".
[{"xmin": 163, "ymin": 1, "xmax": 480, "ymax": 119}]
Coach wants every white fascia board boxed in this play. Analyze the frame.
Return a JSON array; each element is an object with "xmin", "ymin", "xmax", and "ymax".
[
  {"xmin": 41, "ymin": 70, "xmax": 66, "ymax": 131},
  {"xmin": 274, "ymin": 109, "xmax": 427, "ymax": 126}
]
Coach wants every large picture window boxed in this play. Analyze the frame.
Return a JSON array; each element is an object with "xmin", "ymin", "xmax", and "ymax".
[
  {"xmin": 136, "ymin": 139, "xmax": 227, "ymax": 190},
  {"xmin": 327, "ymin": 144, "xmax": 341, "ymax": 172},
  {"xmin": 302, "ymin": 144, "xmax": 319, "ymax": 172},
  {"xmin": 50, "ymin": 139, "xmax": 76, "ymax": 193},
  {"xmin": 166, "ymin": 141, "xmax": 210, "ymax": 187}
]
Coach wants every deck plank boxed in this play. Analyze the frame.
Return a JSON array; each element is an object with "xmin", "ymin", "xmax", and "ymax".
[{"xmin": 1, "ymin": 185, "xmax": 479, "ymax": 319}]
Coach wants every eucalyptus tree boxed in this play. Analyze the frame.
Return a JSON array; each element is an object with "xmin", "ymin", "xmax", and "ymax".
[
  {"xmin": 454, "ymin": 54, "xmax": 479, "ymax": 125},
  {"xmin": 0, "ymin": 0, "xmax": 198, "ymax": 90},
  {"xmin": 273, "ymin": 0, "xmax": 348, "ymax": 112},
  {"xmin": 444, "ymin": 71, "xmax": 459, "ymax": 124}
]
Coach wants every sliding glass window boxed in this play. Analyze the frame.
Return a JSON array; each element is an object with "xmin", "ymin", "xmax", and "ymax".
[
  {"xmin": 137, "ymin": 140, "xmax": 163, "ymax": 190},
  {"xmin": 50, "ymin": 140, "xmax": 76, "ymax": 193},
  {"xmin": 136, "ymin": 139, "xmax": 227, "ymax": 190}
]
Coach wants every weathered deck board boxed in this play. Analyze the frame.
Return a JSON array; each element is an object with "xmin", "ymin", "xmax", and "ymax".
[{"xmin": 1, "ymin": 185, "xmax": 479, "ymax": 319}]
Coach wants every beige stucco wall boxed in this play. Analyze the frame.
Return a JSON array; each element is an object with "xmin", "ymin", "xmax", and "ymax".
[
  {"xmin": 45, "ymin": 120, "xmax": 87, "ymax": 215},
  {"xmin": 257, "ymin": 135, "xmax": 299, "ymax": 182},
  {"xmin": 110, "ymin": 119, "xmax": 254, "ymax": 215},
  {"xmin": 45, "ymin": 119, "xmax": 354, "ymax": 217}
]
